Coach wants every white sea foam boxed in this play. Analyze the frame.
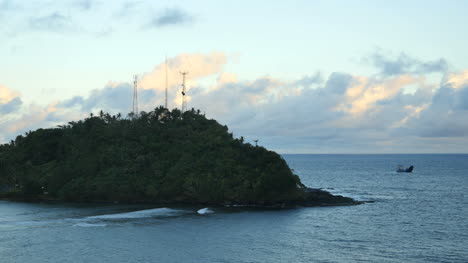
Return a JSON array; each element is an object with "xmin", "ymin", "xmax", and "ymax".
[
  {"xmin": 73, "ymin": 222, "xmax": 107, "ymax": 227},
  {"xmin": 86, "ymin": 208, "xmax": 183, "ymax": 220},
  {"xmin": 197, "ymin": 208, "xmax": 213, "ymax": 215}
]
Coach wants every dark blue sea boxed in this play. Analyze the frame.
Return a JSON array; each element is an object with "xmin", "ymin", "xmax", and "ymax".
[{"xmin": 1, "ymin": 154, "xmax": 467, "ymax": 262}]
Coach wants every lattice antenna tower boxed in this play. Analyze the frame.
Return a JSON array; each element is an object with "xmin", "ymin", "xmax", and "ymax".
[
  {"xmin": 180, "ymin": 71, "xmax": 189, "ymax": 112},
  {"xmin": 165, "ymin": 56, "xmax": 168, "ymax": 109},
  {"xmin": 132, "ymin": 74, "xmax": 139, "ymax": 118}
]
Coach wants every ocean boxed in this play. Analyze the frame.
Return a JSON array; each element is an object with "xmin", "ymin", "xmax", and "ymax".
[{"xmin": 1, "ymin": 154, "xmax": 467, "ymax": 262}]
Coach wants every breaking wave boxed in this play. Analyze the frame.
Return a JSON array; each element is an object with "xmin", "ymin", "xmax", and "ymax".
[
  {"xmin": 86, "ymin": 208, "xmax": 184, "ymax": 220},
  {"xmin": 197, "ymin": 208, "xmax": 213, "ymax": 215}
]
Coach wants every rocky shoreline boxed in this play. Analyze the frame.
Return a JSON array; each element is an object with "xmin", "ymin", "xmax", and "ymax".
[{"xmin": 0, "ymin": 187, "xmax": 365, "ymax": 208}]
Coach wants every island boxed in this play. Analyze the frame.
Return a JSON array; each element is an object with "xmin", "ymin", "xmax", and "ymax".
[{"xmin": 0, "ymin": 107, "xmax": 360, "ymax": 207}]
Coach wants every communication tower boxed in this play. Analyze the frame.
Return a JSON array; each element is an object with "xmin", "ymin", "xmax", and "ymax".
[
  {"xmin": 132, "ymin": 74, "xmax": 139, "ymax": 118},
  {"xmin": 180, "ymin": 71, "xmax": 188, "ymax": 112},
  {"xmin": 165, "ymin": 56, "xmax": 168, "ymax": 109}
]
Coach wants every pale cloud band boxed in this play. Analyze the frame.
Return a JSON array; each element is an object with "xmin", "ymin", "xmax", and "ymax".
[{"xmin": 1, "ymin": 52, "xmax": 468, "ymax": 153}]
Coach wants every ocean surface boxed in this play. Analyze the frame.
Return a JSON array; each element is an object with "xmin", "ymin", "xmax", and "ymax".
[{"xmin": 1, "ymin": 154, "xmax": 467, "ymax": 263}]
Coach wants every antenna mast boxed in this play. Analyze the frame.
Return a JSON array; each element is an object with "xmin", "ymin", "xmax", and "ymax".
[
  {"xmin": 132, "ymin": 74, "xmax": 139, "ymax": 118},
  {"xmin": 165, "ymin": 56, "xmax": 168, "ymax": 109},
  {"xmin": 180, "ymin": 71, "xmax": 188, "ymax": 112}
]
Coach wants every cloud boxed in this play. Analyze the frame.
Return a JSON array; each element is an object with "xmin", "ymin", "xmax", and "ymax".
[
  {"xmin": 399, "ymin": 76, "xmax": 468, "ymax": 138},
  {"xmin": 368, "ymin": 50, "xmax": 449, "ymax": 76},
  {"xmin": 293, "ymin": 72, "xmax": 323, "ymax": 89},
  {"xmin": 1, "ymin": 2, "xmax": 194, "ymax": 37},
  {"xmin": 0, "ymin": 85, "xmax": 19, "ymax": 103},
  {"xmin": 186, "ymin": 63, "xmax": 467, "ymax": 152},
  {"xmin": 1, "ymin": 52, "xmax": 467, "ymax": 153},
  {"xmin": 339, "ymin": 74, "xmax": 418, "ymax": 115},
  {"xmin": 58, "ymin": 82, "xmax": 159, "ymax": 115},
  {"xmin": 324, "ymin": 72, "xmax": 352, "ymax": 94},
  {"xmin": 148, "ymin": 8, "xmax": 193, "ymax": 28},
  {"xmin": 444, "ymin": 70, "xmax": 468, "ymax": 89},
  {"xmin": 29, "ymin": 12, "xmax": 75, "ymax": 32},
  {"xmin": 139, "ymin": 52, "xmax": 227, "ymax": 108},
  {"xmin": 72, "ymin": 82, "xmax": 133, "ymax": 112},
  {"xmin": 0, "ymin": 97, "xmax": 22, "ymax": 114},
  {"xmin": 0, "ymin": 85, "xmax": 22, "ymax": 115},
  {"xmin": 0, "ymin": 102, "xmax": 86, "ymax": 142}
]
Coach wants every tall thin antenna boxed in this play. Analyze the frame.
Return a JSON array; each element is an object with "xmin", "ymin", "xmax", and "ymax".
[
  {"xmin": 165, "ymin": 56, "xmax": 168, "ymax": 109},
  {"xmin": 132, "ymin": 74, "xmax": 139, "ymax": 118},
  {"xmin": 180, "ymin": 71, "xmax": 189, "ymax": 112}
]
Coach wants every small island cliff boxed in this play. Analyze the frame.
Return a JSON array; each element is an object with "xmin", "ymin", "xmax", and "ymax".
[{"xmin": 0, "ymin": 107, "xmax": 359, "ymax": 207}]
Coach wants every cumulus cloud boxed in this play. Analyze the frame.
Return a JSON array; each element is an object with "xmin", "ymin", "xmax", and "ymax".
[
  {"xmin": 444, "ymin": 70, "xmax": 468, "ymax": 89},
  {"xmin": 0, "ymin": 85, "xmax": 19, "ymax": 103},
  {"xmin": 398, "ymin": 76, "xmax": 468, "ymax": 138},
  {"xmin": 339, "ymin": 74, "xmax": 418, "ymax": 115},
  {"xmin": 148, "ymin": 8, "xmax": 193, "ymax": 28},
  {"xmin": 140, "ymin": 52, "xmax": 227, "ymax": 90},
  {"xmin": 1, "ymin": 52, "xmax": 467, "ymax": 153},
  {"xmin": 0, "ymin": 101, "xmax": 87, "ymax": 142},
  {"xmin": 0, "ymin": 85, "xmax": 22, "ymax": 114},
  {"xmin": 187, "ymin": 62, "xmax": 467, "ymax": 152},
  {"xmin": 139, "ymin": 52, "xmax": 227, "ymax": 108},
  {"xmin": 368, "ymin": 50, "xmax": 449, "ymax": 76},
  {"xmin": 58, "ymin": 82, "xmax": 159, "ymax": 115},
  {"xmin": 60, "ymin": 82, "xmax": 134, "ymax": 112},
  {"xmin": 0, "ymin": 97, "xmax": 22, "ymax": 114},
  {"xmin": 293, "ymin": 72, "xmax": 323, "ymax": 89}
]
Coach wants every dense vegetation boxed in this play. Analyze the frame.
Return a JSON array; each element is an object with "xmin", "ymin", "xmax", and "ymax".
[{"xmin": 0, "ymin": 107, "xmax": 355, "ymax": 206}]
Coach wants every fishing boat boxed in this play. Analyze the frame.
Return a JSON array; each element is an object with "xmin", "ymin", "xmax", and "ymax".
[{"xmin": 396, "ymin": 165, "xmax": 414, "ymax": 173}]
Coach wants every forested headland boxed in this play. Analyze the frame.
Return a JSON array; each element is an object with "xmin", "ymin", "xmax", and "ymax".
[{"xmin": 0, "ymin": 107, "xmax": 357, "ymax": 206}]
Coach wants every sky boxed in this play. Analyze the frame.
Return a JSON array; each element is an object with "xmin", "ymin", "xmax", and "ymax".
[{"xmin": 1, "ymin": 0, "xmax": 468, "ymax": 153}]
